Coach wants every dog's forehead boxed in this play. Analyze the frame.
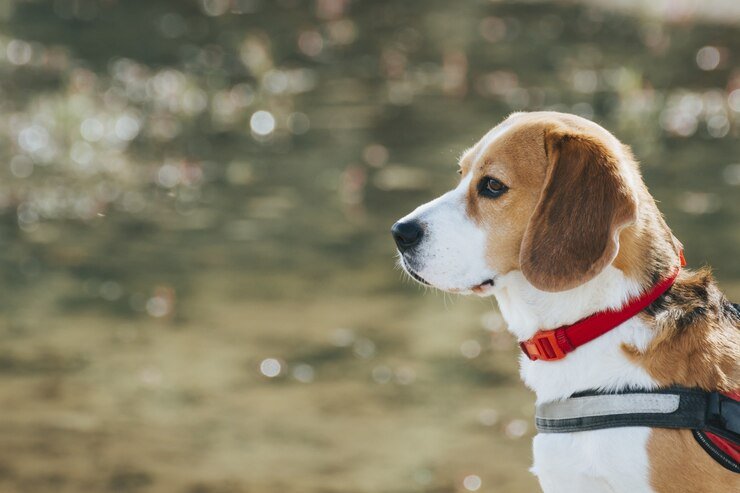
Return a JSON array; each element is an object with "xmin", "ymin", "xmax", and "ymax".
[
  {"xmin": 460, "ymin": 112, "xmax": 620, "ymax": 182},
  {"xmin": 460, "ymin": 115, "xmax": 549, "ymax": 180}
]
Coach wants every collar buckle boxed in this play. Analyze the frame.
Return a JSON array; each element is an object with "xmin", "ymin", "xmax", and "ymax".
[{"xmin": 519, "ymin": 330, "xmax": 566, "ymax": 361}]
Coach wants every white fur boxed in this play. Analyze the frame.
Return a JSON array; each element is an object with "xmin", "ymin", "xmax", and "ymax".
[{"xmin": 533, "ymin": 428, "xmax": 654, "ymax": 493}]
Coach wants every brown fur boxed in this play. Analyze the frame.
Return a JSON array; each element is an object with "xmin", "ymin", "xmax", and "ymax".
[
  {"xmin": 624, "ymin": 269, "xmax": 740, "ymax": 391},
  {"xmin": 648, "ymin": 428, "xmax": 740, "ymax": 492},
  {"xmin": 611, "ymin": 145, "xmax": 684, "ymax": 288},
  {"xmin": 520, "ymin": 127, "xmax": 638, "ymax": 291},
  {"xmin": 461, "ymin": 112, "xmax": 666, "ymax": 292}
]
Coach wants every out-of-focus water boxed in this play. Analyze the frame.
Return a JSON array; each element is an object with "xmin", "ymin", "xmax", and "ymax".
[{"xmin": 0, "ymin": 1, "xmax": 737, "ymax": 492}]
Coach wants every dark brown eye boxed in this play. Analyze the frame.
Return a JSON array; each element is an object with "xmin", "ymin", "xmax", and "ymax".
[
  {"xmin": 457, "ymin": 168, "xmax": 462, "ymax": 175},
  {"xmin": 479, "ymin": 177, "xmax": 508, "ymax": 198}
]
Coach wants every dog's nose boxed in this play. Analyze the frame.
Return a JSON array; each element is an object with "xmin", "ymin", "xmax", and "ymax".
[{"xmin": 391, "ymin": 220, "xmax": 424, "ymax": 252}]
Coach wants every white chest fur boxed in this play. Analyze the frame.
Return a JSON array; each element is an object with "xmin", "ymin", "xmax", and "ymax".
[
  {"xmin": 532, "ymin": 427, "xmax": 654, "ymax": 493},
  {"xmin": 492, "ymin": 267, "xmax": 660, "ymax": 492}
]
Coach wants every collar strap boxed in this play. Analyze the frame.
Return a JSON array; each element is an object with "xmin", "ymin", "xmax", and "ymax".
[{"xmin": 519, "ymin": 252, "xmax": 686, "ymax": 362}]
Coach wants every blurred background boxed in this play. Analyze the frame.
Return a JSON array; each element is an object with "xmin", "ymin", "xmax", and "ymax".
[{"xmin": 0, "ymin": 0, "xmax": 738, "ymax": 492}]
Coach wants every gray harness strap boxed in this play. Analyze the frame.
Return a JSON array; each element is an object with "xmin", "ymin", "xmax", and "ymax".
[
  {"xmin": 537, "ymin": 393, "xmax": 680, "ymax": 421},
  {"xmin": 534, "ymin": 387, "xmax": 740, "ymax": 473}
]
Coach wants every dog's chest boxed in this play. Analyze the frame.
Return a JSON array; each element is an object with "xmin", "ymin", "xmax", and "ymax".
[
  {"xmin": 520, "ymin": 320, "xmax": 660, "ymax": 492},
  {"xmin": 532, "ymin": 427, "xmax": 655, "ymax": 493}
]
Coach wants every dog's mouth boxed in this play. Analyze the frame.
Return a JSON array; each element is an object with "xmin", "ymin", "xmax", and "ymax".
[
  {"xmin": 399, "ymin": 257, "xmax": 431, "ymax": 286},
  {"xmin": 407, "ymin": 269, "xmax": 431, "ymax": 286},
  {"xmin": 471, "ymin": 278, "xmax": 495, "ymax": 294},
  {"xmin": 400, "ymin": 256, "xmax": 495, "ymax": 292}
]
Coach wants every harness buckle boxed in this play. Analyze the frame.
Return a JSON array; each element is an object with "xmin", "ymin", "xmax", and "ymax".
[
  {"xmin": 706, "ymin": 391, "xmax": 740, "ymax": 443},
  {"xmin": 519, "ymin": 330, "xmax": 566, "ymax": 361}
]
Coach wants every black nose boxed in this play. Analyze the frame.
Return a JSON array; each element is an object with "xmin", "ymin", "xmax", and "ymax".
[{"xmin": 391, "ymin": 220, "xmax": 424, "ymax": 252}]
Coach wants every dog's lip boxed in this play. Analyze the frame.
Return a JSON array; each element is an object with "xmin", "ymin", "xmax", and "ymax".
[
  {"xmin": 400, "ymin": 258, "xmax": 431, "ymax": 286},
  {"xmin": 408, "ymin": 269, "xmax": 431, "ymax": 286},
  {"xmin": 471, "ymin": 278, "xmax": 495, "ymax": 293},
  {"xmin": 476, "ymin": 278, "xmax": 495, "ymax": 288},
  {"xmin": 399, "ymin": 256, "xmax": 494, "ymax": 291}
]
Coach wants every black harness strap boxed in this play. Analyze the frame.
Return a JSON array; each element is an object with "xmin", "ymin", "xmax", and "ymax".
[{"xmin": 535, "ymin": 387, "xmax": 740, "ymax": 473}]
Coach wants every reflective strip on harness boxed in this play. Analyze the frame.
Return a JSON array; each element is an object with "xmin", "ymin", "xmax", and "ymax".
[
  {"xmin": 536, "ymin": 393, "xmax": 680, "ymax": 421},
  {"xmin": 535, "ymin": 388, "xmax": 709, "ymax": 433}
]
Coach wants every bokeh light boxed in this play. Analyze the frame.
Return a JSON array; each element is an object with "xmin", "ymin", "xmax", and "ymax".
[
  {"xmin": 260, "ymin": 358, "xmax": 282, "ymax": 378},
  {"xmin": 250, "ymin": 110, "xmax": 276, "ymax": 136},
  {"xmin": 463, "ymin": 474, "xmax": 483, "ymax": 491}
]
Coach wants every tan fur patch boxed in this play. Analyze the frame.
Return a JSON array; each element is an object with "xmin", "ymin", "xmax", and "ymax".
[
  {"xmin": 648, "ymin": 428, "xmax": 740, "ymax": 492},
  {"xmin": 611, "ymin": 145, "xmax": 684, "ymax": 288},
  {"xmin": 463, "ymin": 118, "xmax": 549, "ymax": 275},
  {"xmin": 460, "ymin": 112, "xmax": 686, "ymax": 289},
  {"xmin": 624, "ymin": 269, "xmax": 740, "ymax": 391}
]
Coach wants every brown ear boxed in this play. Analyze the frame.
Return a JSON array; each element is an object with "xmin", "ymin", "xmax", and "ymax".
[{"xmin": 520, "ymin": 127, "xmax": 638, "ymax": 292}]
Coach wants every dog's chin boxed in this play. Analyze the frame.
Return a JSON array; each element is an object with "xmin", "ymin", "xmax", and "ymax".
[{"xmin": 399, "ymin": 257, "xmax": 496, "ymax": 296}]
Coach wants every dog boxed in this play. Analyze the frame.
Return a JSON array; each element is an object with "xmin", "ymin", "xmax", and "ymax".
[{"xmin": 391, "ymin": 111, "xmax": 739, "ymax": 492}]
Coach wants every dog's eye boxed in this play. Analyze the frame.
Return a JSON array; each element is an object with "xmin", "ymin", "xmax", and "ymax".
[
  {"xmin": 479, "ymin": 177, "xmax": 508, "ymax": 198},
  {"xmin": 457, "ymin": 168, "xmax": 462, "ymax": 175}
]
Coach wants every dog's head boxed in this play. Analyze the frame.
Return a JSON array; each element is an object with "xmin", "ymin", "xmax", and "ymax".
[{"xmin": 392, "ymin": 111, "xmax": 641, "ymax": 294}]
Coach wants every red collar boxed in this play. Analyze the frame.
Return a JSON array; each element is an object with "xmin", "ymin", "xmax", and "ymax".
[{"xmin": 519, "ymin": 252, "xmax": 686, "ymax": 362}]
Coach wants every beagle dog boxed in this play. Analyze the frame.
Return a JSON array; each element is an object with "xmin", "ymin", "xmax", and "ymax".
[{"xmin": 391, "ymin": 112, "xmax": 739, "ymax": 492}]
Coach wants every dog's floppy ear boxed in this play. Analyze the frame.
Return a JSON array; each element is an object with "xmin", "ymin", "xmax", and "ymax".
[{"xmin": 520, "ymin": 126, "xmax": 638, "ymax": 292}]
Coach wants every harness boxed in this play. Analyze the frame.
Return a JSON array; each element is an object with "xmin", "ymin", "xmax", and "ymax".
[
  {"xmin": 515, "ymin": 251, "xmax": 740, "ymax": 472},
  {"xmin": 535, "ymin": 387, "xmax": 740, "ymax": 473}
]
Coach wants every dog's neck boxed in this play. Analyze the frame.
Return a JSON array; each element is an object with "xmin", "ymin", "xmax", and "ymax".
[
  {"xmin": 494, "ymin": 201, "xmax": 682, "ymax": 343},
  {"xmin": 490, "ymin": 215, "xmax": 683, "ymax": 403},
  {"xmin": 492, "ymin": 266, "xmax": 664, "ymax": 403},
  {"xmin": 492, "ymin": 265, "xmax": 644, "ymax": 342}
]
